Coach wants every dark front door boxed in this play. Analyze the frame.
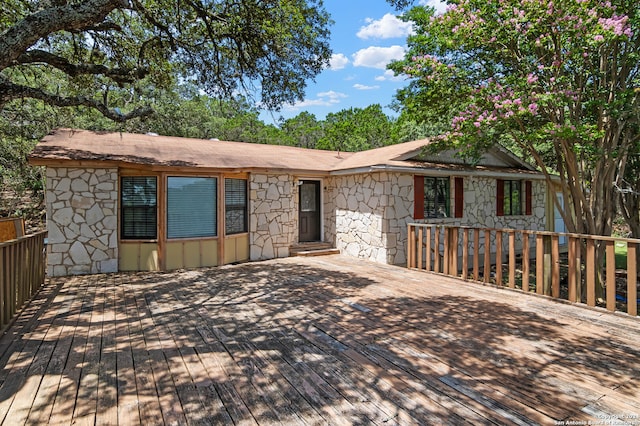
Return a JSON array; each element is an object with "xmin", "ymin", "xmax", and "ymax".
[{"xmin": 299, "ymin": 180, "xmax": 321, "ymax": 242}]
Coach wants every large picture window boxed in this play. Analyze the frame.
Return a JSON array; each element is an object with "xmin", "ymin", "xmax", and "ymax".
[
  {"xmin": 167, "ymin": 177, "xmax": 217, "ymax": 239},
  {"xmin": 225, "ymin": 178, "xmax": 248, "ymax": 234},
  {"xmin": 121, "ymin": 176, "xmax": 157, "ymax": 240},
  {"xmin": 424, "ymin": 177, "xmax": 450, "ymax": 218}
]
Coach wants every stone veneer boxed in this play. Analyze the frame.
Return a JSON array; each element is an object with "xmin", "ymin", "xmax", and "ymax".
[
  {"xmin": 45, "ymin": 167, "xmax": 118, "ymax": 276},
  {"xmin": 249, "ymin": 174, "xmax": 298, "ymax": 260},
  {"xmin": 325, "ymin": 172, "xmax": 547, "ymax": 266}
]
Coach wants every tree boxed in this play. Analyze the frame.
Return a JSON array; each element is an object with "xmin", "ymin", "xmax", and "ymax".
[
  {"xmin": 317, "ymin": 104, "xmax": 399, "ymax": 152},
  {"xmin": 280, "ymin": 112, "xmax": 324, "ymax": 148},
  {"xmin": 390, "ymin": 0, "xmax": 640, "ymax": 241},
  {"xmin": 0, "ymin": 0, "xmax": 331, "ymax": 121}
]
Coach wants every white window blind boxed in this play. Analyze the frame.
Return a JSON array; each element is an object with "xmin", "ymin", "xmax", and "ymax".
[{"xmin": 167, "ymin": 177, "xmax": 217, "ymax": 239}]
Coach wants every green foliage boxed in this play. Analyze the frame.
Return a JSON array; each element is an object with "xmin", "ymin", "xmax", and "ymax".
[
  {"xmin": 0, "ymin": 0, "xmax": 332, "ymax": 120},
  {"xmin": 316, "ymin": 105, "xmax": 400, "ymax": 152}
]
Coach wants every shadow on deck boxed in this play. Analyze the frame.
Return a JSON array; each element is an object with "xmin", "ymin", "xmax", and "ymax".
[{"xmin": 0, "ymin": 254, "xmax": 638, "ymax": 424}]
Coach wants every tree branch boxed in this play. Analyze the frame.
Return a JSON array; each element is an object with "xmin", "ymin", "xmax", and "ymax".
[
  {"xmin": 16, "ymin": 49, "xmax": 148, "ymax": 84},
  {"xmin": 0, "ymin": 78, "xmax": 153, "ymax": 122},
  {"xmin": 0, "ymin": 0, "xmax": 128, "ymax": 71}
]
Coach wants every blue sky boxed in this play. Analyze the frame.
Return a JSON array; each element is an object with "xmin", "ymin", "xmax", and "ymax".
[{"xmin": 260, "ymin": 0, "xmax": 446, "ymax": 124}]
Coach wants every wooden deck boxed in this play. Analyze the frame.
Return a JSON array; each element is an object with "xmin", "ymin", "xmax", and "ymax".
[{"xmin": 0, "ymin": 255, "xmax": 639, "ymax": 425}]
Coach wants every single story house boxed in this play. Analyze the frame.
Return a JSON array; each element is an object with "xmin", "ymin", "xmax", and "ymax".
[{"xmin": 29, "ymin": 128, "xmax": 560, "ymax": 276}]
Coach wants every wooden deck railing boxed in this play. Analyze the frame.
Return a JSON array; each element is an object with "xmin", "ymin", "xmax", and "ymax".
[
  {"xmin": 407, "ymin": 224, "xmax": 639, "ymax": 317},
  {"xmin": 0, "ymin": 230, "xmax": 47, "ymax": 331}
]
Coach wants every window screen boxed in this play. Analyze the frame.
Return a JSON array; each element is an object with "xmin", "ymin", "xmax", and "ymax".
[
  {"xmin": 504, "ymin": 180, "xmax": 522, "ymax": 215},
  {"xmin": 424, "ymin": 177, "xmax": 450, "ymax": 218},
  {"xmin": 167, "ymin": 177, "xmax": 217, "ymax": 239},
  {"xmin": 225, "ymin": 178, "xmax": 247, "ymax": 235},
  {"xmin": 121, "ymin": 176, "xmax": 157, "ymax": 239}
]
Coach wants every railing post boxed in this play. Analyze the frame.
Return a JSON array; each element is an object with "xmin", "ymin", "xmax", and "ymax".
[
  {"xmin": 407, "ymin": 224, "xmax": 415, "ymax": 268},
  {"xmin": 443, "ymin": 227, "xmax": 450, "ymax": 275}
]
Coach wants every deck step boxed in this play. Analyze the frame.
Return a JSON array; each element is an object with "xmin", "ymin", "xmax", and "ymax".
[{"xmin": 290, "ymin": 242, "xmax": 340, "ymax": 257}]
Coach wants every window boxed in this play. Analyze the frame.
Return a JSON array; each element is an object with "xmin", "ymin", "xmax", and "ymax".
[
  {"xmin": 497, "ymin": 179, "xmax": 532, "ymax": 216},
  {"xmin": 424, "ymin": 177, "xmax": 450, "ymax": 218},
  {"xmin": 121, "ymin": 176, "xmax": 157, "ymax": 239},
  {"xmin": 225, "ymin": 178, "xmax": 247, "ymax": 234},
  {"xmin": 167, "ymin": 177, "xmax": 217, "ymax": 239}
]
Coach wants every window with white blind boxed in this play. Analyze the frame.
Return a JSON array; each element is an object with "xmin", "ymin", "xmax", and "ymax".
[
  {"xmin": 121, "ymin": 176, "xmax": 157, "ymax": 239},
  {"xmin": 167, "ymin": 177, "xmax": 217, "ymax": 239},
  {"xmin": 225, "ymin": 178, "xmax": 247, "ymax": 235}
]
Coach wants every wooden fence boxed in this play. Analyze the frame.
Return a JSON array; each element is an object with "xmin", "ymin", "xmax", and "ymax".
[
  {"xmin": 0, "ymin": 230, "xmax": 48, "ymax": 331},
  {"xmin": 407, "ymin": 223, "xmax": 639, "ymax": 317}
]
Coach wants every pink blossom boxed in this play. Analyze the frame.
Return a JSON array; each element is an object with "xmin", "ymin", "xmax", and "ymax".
[
  {"xmin": 593, "ymin": 34, "xmax": 604, "ymax": 42},
  {"xmin": 528, "ymin": 103, "xmax": 539, "ymax": 114},
  {"xmin": 527, "ymin": 73, "xmax": 538, "ymax": 84}
]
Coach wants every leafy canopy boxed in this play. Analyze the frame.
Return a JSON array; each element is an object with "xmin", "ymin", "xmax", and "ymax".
[
  {"xmin": 391, "ymin": 0, "xmax": 640, "ymax": 236},
  {"xmin": 0, "ymin": 0, "xmax": 332, "ymax": 121}
]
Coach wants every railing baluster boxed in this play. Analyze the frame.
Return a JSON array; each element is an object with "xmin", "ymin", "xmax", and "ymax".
[
  {"xmin": 462, "ymin": 228, "xmax": 469, "ymax": 280},
  {"xmin": 552, "ymin": 235, "xmax": 560, "ymax": 299},
  {"xmin": 417, "ymin": 227, "xmax": 423, "ymax": 270},
  {"xmin": 495, "ymin": 230, "xmax": 503, "ymax": 286},
  {"xmin": 426, "ymin": 226, "xmax": 432, "ymax": 272},
  {"xmin": 606, "ymin": 240, "xmax": 616, "ymax": 312},
  {"xmin": 568, "ymin": 236, "xmax": 578, "ymax": 302},
  {"xmin": 483, "ymin": 230, "xmax": 491, "ymax": 283},
  {"xmin": 536, "ymin": 234, "xmax": 544, "ymax": 295},
  {"xmin": 586, "ymin": 239, "xmax": 596, "ymax": 307},
  {"xmin": 434, "ymin": 227, "xmax": 441, "ymax": 273},
  {"xmin": 473, "ymin": 228, "xmax": 480, "ymax": 281},
  {"xmin": 508, "ymin": 230, "xmax": 516, "ymax": 289},
  {"xmin": 451, "ymin": 227, "xmax": 459, "ymax": 277},
  {"xmin": 628, "ymin": 243, "xmax": 637, "ymax": 317},
  {"xmin": 522, "ymin": 232, "xmax": 530, "ymax": 292}
]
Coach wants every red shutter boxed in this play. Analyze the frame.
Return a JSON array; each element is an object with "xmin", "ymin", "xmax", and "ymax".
[
  {"xmin": 414, "ymin": 175, "xmax": 424, "ymax": 219},
  {"xmin": 525, "ymin": 180, "xmax": 532, "ymax": 215},
  {"xmin": 454, "ymin": 177, "xmax": 464, "ymax": 218},
  {"xmin": 496, "ymin": 179, "xmax": 505, "ymax": 216}
]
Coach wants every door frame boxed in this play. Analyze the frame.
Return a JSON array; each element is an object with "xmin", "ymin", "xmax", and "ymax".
[{"xmin": 298, "ymin": 178, "xmax": 323, "ymax": 242}]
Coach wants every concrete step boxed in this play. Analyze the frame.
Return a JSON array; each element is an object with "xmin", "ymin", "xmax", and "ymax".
[{"xmin": 290, "ymin": 242, "xmax": 340, "ymax": 257}]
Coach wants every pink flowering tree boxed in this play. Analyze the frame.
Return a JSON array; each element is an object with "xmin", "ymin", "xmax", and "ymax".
[{"xmin": 390, "ymin": 0, "xmax": 640, "ymax": 241}]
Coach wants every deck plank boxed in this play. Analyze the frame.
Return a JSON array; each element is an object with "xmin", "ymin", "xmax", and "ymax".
[{"xmin": 0, "ymin": 255, "xmax": 638, "ymax": 425}]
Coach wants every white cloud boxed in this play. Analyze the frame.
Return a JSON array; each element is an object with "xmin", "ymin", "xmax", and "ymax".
[
  {"xmin": 285, "ymin": 91, "xmax": 347, "ymax": 110},
  {"xmin": 375, "ymin": 69, "xmax": 406, "ymax": 82},
  {"xmin": 357, "ymin": 13, "xmax": 413, "ymax": 39},
  {"xmin": 329, "ymin": 53, "xmax": 349, "ymax": 70},
  {"xmin": 418, "ymin": 0, "xmax": 448, "ymax": 15},
  {"xmin": 353, "ymin": 83, "xmax": 380, "ymax": 90},
  {"xmin": 352, "ymin": 45, "xmax": 406, "ymax": 69}
]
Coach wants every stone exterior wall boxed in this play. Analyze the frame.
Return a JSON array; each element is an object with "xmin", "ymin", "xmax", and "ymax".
[
  {"xmin": 325, "ymin": 172, "xmax": 547, "ymax": 266},
  {"xmin": 249, "ymin": 174, "xmax": 298, "ymax": 260},
  {"xmin": 45, "ymin": 167, "xmax": 118, "ymax": 276}
]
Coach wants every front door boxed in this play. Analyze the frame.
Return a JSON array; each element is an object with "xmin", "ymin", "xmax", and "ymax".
[{"xmin": 299, "ymin": 180, "xmax": 321, "ymax": 242}]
